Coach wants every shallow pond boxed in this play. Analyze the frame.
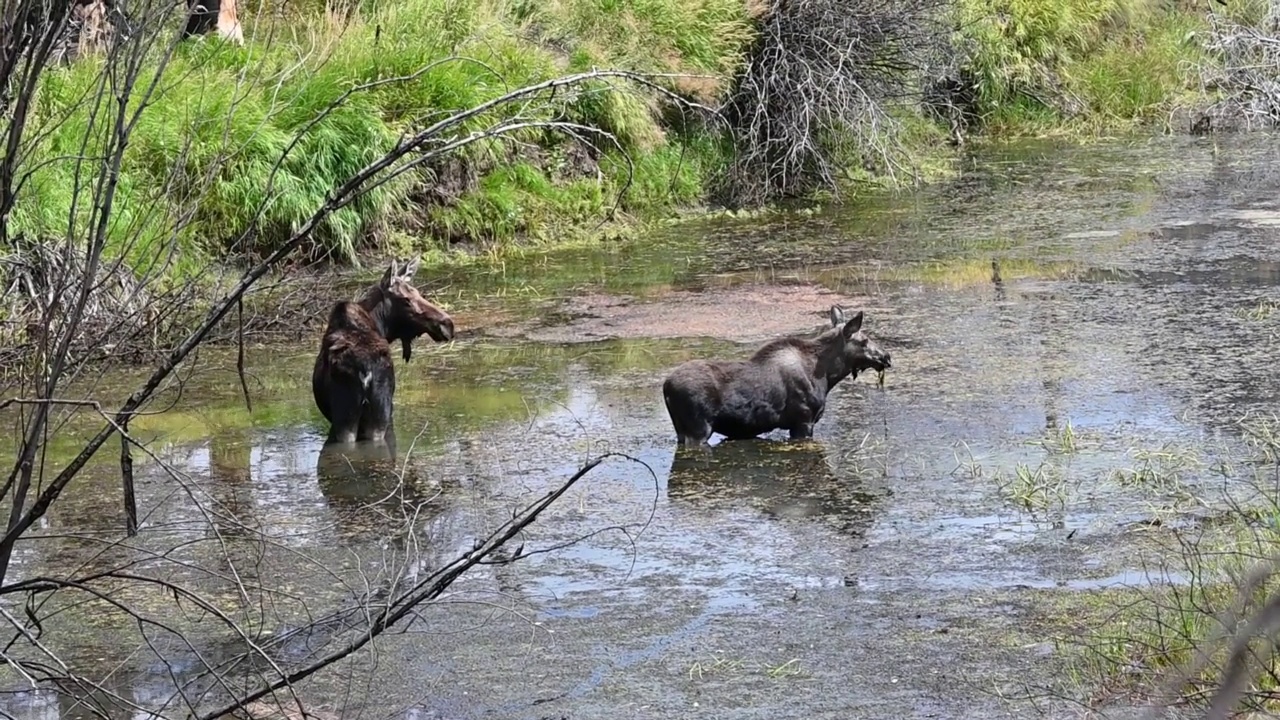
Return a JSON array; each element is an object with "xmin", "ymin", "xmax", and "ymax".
[{"xmin": 7, "ymin": 134, "xmax": 1280, "ymax": 719}]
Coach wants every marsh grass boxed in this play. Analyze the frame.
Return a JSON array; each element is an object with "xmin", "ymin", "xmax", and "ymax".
[
  {"xmin": 1233, "ymin": 298, "xmax": 1280, "ymax": 322},
  {"xmin": 1028, "ymin": 419, "xmax": 1085, "ymax": 454},
  {"xmin": 10, "ymin": 0, "xmax": 753, "ymax": 276},
  {"xmin": 1238, "ymin": 411, "xmax": 1280, "ymax": 464},
  {"xmin": 952, "ymin": 0, "xmax": 1208, "ymax": 134},
  {"xmin": 996, "ymin": 461, "xmax": 1071, "ymax": 512},
  {"xmin": 1109, "ymin": 443, "xmax": 1203, "ymax": 496},
  {"xmin": 687, "ymin": 652, "xmax": 807, "ymax": 681},
  {"xmin": 1058, "ymin": 420, "xmax": 1280, "ymax": 713},
  {"xmin": 1067, "ymin": 514, "xmax": 1280, "ymax": 710}
]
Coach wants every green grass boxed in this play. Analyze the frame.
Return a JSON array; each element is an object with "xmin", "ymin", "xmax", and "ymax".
[
  {"xmin": 1068, "ymin": 515, "xmax": 1280, "ymax": 710},
  {"xmin": 7, "ymin": 0, "xmax": 752, "ymax": 276},
  {"xmin": 952, "ymin": 0, "xmax": 1210, "ymax": 135}
]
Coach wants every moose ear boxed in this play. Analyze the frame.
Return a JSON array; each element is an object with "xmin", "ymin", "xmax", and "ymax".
[
  {"xmin": 829, "ymin": 305, "xmax": 846, "ymax": 327},
  {"xmin": 399, "ymin": 256, "xmax": 420, "ymax": 279},
  {"xmin": 841, "ymin": 310, "xmax": 864, "ymax": 338},
  {"xmin": 380, "ymin": 259, "xmax": 399, "ymax": 289}
]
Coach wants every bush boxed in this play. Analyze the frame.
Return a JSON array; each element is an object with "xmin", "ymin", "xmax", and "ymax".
[{"xmin": 716, "ymin": 0, "xmax": 946, "ymax": 207}]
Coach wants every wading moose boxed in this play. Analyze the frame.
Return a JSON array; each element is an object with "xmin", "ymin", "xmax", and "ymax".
[
  {"xmin": 312, "ymin": 258, "xmax": 455, "ymax": 444},
  {"xmin": 662, "ymin": 306, "xmax": 892, "ymax": 445}
]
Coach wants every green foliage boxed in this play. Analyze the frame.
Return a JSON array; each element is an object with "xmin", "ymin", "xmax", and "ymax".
[
  {"xmin": 517, "ymin": 0, "xmax": 752, "ymax": 78},
  {"xmin": 953, "ymin": 0, "xmax": 1207, "ymax": 131},
  {"xmin": 1069, "ymin": 10, "xmax": 1205, "ymax": 124},
  {"xmin": 956, "ymin": 0, "xmax": 1133, "ymax": 110},
  {"xmin": 7, "ymin": 0, "xmax": 753, "ymax": 275}
]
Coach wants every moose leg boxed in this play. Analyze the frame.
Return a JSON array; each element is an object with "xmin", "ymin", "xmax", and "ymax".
[
  {"xmin": 788, "ymin": 423, "xmax": 815, "ymax": 440},
  {"xmin": 677, "ymin": 421, "xmax": 714, "ymax": 446},
  {"xmin": 788, "ymin": 395, "xmax": 824, "ymax": 441},
  {"xmin": 663, "ymin": 394, "xmax": 713, "ymax": 446},
  {"xmin": 357, "ymin": 367, "xmax": 395, "ymax": 443},
  {"xmin": 324, "ymin": 378, "xmax": 364, "ymax": 445}
]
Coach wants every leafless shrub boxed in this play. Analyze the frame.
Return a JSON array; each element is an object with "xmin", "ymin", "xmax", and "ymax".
[
  {"xmin": 715, "ymin": 0, "xmax": 946, "ymax": 208},
  {"xmin": 1198, "ymin": 1, "xmax": 1280, "ymax": 131}
]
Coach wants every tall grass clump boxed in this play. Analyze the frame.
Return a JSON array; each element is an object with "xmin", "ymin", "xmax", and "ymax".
[{"xmin": 947, "ymin": 0, "xmax": 1206, "ymax": 133}]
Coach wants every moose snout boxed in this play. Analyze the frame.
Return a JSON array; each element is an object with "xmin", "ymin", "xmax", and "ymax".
[{"xmin": 429, "ymin": 316, "xmax": 456, "ymax": 342}]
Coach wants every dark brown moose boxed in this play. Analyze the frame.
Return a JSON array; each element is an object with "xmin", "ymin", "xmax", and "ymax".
[
  {"xmin": 662, "ymin": 306, "xmax": 891, "ymax": 445},
  {"xmin": 312, "ymin": 258, "xmax": 455, "ymax": 444}
]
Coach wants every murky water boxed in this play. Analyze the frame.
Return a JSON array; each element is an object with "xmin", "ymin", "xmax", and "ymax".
[{"xmin": 7, "ymin": 134, "xmax": 1280, "ymax": 719}]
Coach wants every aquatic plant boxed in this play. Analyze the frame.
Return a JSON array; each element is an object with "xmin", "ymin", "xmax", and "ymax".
[{"xmin": 996, "ymin": 460, "xmax": 1070, "ymax": 512}]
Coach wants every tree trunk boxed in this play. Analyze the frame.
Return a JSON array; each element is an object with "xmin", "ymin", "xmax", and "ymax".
[{"xmin": 183, "ymin": 0, "xmax": 242, "ymax": 43}]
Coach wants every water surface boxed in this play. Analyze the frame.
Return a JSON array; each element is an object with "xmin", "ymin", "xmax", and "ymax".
[{"xmin": 6, "ymin": 134, "xmax": 1280, "ymax": 719}]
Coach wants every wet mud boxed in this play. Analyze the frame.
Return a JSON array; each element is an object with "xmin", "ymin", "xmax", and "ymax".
[
  {"xmin": 483, "ymin": 284, "xmax": 872, "ymax": 344},
  {"xmin": 10, "ymin": 135, "xmax": 1280, "ymax": 719}
]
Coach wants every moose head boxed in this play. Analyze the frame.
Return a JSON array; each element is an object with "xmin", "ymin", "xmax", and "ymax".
[{"xmin": 359, "ymin": 257, "xmax": 455, "ymax": 362}]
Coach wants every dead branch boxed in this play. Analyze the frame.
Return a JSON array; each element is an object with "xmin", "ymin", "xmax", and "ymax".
[
  {"xmin": 1198, "ymin": 1, "xmax": 1280, "ymax": 131},
  {"xmin": 717, "ymin": 0, "xmax": 945, "ymax": 207},
  {"xmin": 193, "ymin": 453, "xmax": 619, "ymax": 720}
]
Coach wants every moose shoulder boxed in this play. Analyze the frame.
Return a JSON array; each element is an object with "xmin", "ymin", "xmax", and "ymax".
[
  {"xmin": 312, "ymin": 258, "xmax": 455, "ymax": 445},
  {"xmin": 661, "ymin": 306, "xmax": 891, "ymax": 446}
]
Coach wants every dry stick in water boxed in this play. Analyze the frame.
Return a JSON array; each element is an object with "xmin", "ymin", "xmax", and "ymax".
[
  {"xmin": 119, "ymin": 419, "xmax": 136, "ymax": 537},
  {"xmin": 236, "ymin": 295, "xmax": 252, "ymax": 413}
]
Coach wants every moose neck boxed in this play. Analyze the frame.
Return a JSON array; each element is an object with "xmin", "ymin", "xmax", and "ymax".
[
  {"xmin": 817, "ymin": 339, "xmax": 853, "ymax": 392},
  {"xmin": 357, "ymin": 288, "xmax": 398, "ymax": 342}
]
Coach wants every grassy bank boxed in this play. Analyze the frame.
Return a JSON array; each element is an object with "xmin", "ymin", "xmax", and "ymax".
[
  {"xmin": 0, "ymin": 0, "xmax": 1259, "ymax": 294},
  {"xmin": 7, "ymin": 0, "xmax": 752, "ymax": 279},
  {"xmin": 1030, "ymin": 412, "xmax": 1280, "ymax": 713},
  {"xmin": 949, "ymin": 0, "xmax": 1214, "ymax": 135}
]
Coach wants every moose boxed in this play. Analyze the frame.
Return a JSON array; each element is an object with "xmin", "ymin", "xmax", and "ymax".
[
  {"xmin": 662, "ymin": 306, "xmax": 892, "ymax": 446},
  {"xmin": 312, "ymin": 258, "xmax": 455, "ymax": 444}
]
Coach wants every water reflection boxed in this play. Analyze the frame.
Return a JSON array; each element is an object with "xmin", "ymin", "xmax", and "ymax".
[
  {"xmin": 315, "ymin": 431, "xmax": 405, "ymax": 512},
  {"xmin": 666, "ymin": 440, "xmax": 883, "ymax": 540}
]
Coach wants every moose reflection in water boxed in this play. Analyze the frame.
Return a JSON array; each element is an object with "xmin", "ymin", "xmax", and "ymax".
[
  {"xmin": 662, "ymin": 305, "xmax": 892, "ymax": 445},
  {"xmin": 667, "ymin": 439, "xmax": 884, "ymax": 539},
  {"xmin": 312, "ymin": 257, "xmax": 456, "ymax": 445},
  {"xmin": 314, "ymin": 428, "xmax": 461, "ymax": 559}
]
